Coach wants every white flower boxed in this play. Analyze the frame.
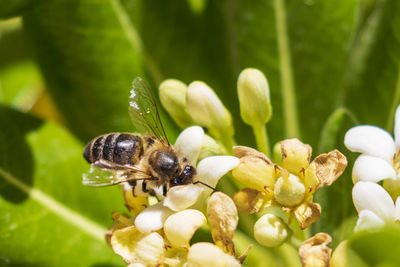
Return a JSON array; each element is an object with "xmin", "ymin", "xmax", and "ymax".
[
  {"xmin": 352, "ymin": 182, "xmax": 400, "ymax": 231},
  {"xmin": 344, "ymin": 105, "xmax": 400, "ymax": 186},
  {"xmin": 135, "ymin": 126, "xmax": 239, "ymax": 233}
]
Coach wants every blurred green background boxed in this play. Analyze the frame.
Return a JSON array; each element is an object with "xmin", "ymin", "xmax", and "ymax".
[{"xmin": 0, "ymin": 0, "xmax": 399, "ymax": 266}]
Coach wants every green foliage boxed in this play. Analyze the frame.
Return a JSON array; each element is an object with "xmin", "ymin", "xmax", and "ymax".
[
  {"xmin": 349, "ymin": 226, "xmax": 400, "ymax": 266},
  {"xmin": 0, "ymin": 0, "xmax": 400, "ymax": 265},
  {"xmin": 23, "ymin": 0, "xmax": 146, "ymax": 142},
  {"xmin": 0, "ymin": 106, "xmax": 123, "ymax": 266},
  {"xmin": 0, "ymin": 0, "xmax": 48, "ymax": 19}
]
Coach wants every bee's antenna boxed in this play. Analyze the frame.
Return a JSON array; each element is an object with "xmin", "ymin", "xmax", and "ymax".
[{"xmin": 193, "ymin": 181, "xmax": 218, "ymax": 193}]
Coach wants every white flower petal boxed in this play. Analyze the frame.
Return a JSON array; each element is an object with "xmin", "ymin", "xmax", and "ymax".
[
  {"xmin": 395, "ymin": 197, "xmax": 400, "ymax": 221},
  {"xmin": 163, "ymin": 184, "xmax": 204, "ymax": 211},
  {"xmin": 394, "ymin": 105, "xmax": 400, "ymax": 150},
  {"xmin": 354, "ymin": 210, "xmax": 386, "ymax": 232},
  {"xmin": 174, "ymin": 126, "xmax": 204, "ymax": 165},
  {"xmin": 352, "ymin": 182, "xmax": 395, "ymax": 221},
  {"xmin": 187, "ymin": 242, "xmax": 240, "ymax": 267},
  {"xmin": 133, "ymin": 232, "xmax": 165, "ymax": 266},
  {"xmin": 164, "ymin": 209, "xmax": 206, "ymax": 247},
  {"xmin": 196, "ymin": 156, "xmax": 240, "ymax": 188},
  {"xmin": 134, "ymin": 202, "xmax": 174, "ymax": 233},
  {"xmin": 344, "ymin": 125, "xmax": 395, "ymax": 163},
  {"xmin": 111, "ymin": 227, "xmax": 165, "ymax": 266},
  {"xmin": 352, "ymin": 155, "xmax": 396, "ymax": 183},
  {"xmin": 128, "ymin": 264, "xmax": 146, "ymax": 267}
]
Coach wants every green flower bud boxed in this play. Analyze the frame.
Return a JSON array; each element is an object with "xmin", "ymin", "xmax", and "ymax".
[
  {"xmin": 331, "ymin": 241, "xmax": 367, "ymax": 267},
  {"xmin": 273, "ymin": 142, "xmax": 282, "ymax": 165},
  {"xmin": 237, "ymin": 68, "xmax": 272, "ymax": 126},
  {"xmin": 186, "ymin": 81, "xmax": 234, "ymax": 145},
  {"xmin": 198, "ymin": 134, "xmax": 224, "ymax": 160},
  {"xmin": 186, "ymin": 81, "xmax": 231, "ymax": 128},
  {"xmin": 159, "ymin": 79, "xmax": 193, "ymax": 128},
  {"xmin": 274, "ymin": 174, "xmax": 306, "ymax": 207},
  {"xmin": 254, "ymin": 214, "xmax": 289, "ymax": 247}
]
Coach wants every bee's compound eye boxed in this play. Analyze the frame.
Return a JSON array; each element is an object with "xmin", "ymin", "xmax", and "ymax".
[
  {"xmin": 183, "ymin": 165, "xmax": 195, "ymax": 176},
  {"xmin": 181, "ymin": 165, "xmax": 196, "ymax": 184},
  {"xmin": 170, "ymin": 165, "xmax": 196, "ymax": 187},
  {"xmin": 173, "ymin": 176, "xmax": 183, "ymax": 186}
]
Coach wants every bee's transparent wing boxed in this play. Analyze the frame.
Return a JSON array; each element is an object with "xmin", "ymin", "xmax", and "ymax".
[
  {"xmin": 82, "ymin": 165, "xmax": 129, "ymax": 187},
  {"xmin": 82, "ymin": 160, "xmax": 152, "ymax": 187},
  {"xmin": 129, "ymin": 77, "xmax": 169, "ymax": 144}
]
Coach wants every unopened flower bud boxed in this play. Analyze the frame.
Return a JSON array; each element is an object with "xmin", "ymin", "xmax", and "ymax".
[
  {"xmin": 254, "ymin": 214, "xmax": 289, "ymax": 247},
  {"xmin": 237, "ymin": 68, "xmax": 271, "ymax": 126},
  {"xmin": 164, "ymin": 209, "xmax": 206, "ymax": 247},
  {"xmin": 159, "ymin": 79, "xmax": 193, "ymax": 128},
  {"xmin": 331, "ymin": 241, "xmax": 365, "ymax": 267},
  {"xmin": 273, "ymin": 142, "xmax": 282, "ymax": 165},
  {"xmin": 274, "ymin": 173, "xmax": 306, "ymax": 207},
  {"xmin": 186, "ymin": 81, "xmax": 234, "ymax": 141},
  {"xmin": 198, "ymin": 134, "xmax": 224, "ymax": 160}
]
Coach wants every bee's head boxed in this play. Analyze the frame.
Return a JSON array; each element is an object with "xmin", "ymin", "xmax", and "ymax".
[
  {"xmin": 170, "ymin": 165, "xmax": 196, "ymax": 187},
  {"xmin": 149, "ymin": 149, "xmax": 181, "ymax": 180}
]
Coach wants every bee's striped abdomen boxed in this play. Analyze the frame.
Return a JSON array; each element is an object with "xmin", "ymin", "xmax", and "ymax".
[{"xmin": 83, "ymin": 133, "xmax": 144, "ymax": 165}]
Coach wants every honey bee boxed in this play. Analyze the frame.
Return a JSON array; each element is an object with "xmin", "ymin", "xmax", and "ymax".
[{"xmin": 82, "ymin": 77, "xmax": 197, "ymax": 198}]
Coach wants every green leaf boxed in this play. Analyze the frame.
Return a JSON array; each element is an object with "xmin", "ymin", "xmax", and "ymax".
[
  {"xmin": 0, "ymin": 61, "xmax": 43, "ymax": 111},
  {"xmin": 313, "ymin": 107, "xmax": 359, "ymax": 236},
  {"xmin": 0, "ymin": 0, "xmax": 48, "ymax": 19},
  {"xmin": 0, "ymin": 19, "xmax": 33, "ymax": 67},
  {"xmin": 342, "ymin": 0, "xmax": 400, "ymax": 131},
  {"xmin": 0, "ymin": 105, "xmax": 124, "ymax": 266},
  {"xmin": 317, "ymin": 107, "xmax": 358, "ymax": 154},
  {"xmin": 138, "ymin": 0, "xmax": 359, "ymax": 148},
  {"xmin": 22, "ymin": 0, "xmax": 148, "ymax": 142},
  {"xmin": 349, "ymin": 226, "xmax": 400, "ymax": 265}
]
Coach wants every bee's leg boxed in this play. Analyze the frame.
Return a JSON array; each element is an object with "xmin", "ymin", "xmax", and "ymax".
[
  {"xmin": 128, "ymin": 179, "xmax": 137, "ymax": 197},
  {"xmin": 193, "ymin": 181, "xmax": 218, "ymax": 193},
  {"xmin": 148, "ymin": 189, "xmax": 159, "ymax": 201},
  {"xmin": 142, "ymin": 180, "xmax": 149, "ymax": 193},
  {"xmin": 162, "ymin": 184, "xmax": 168, "ymax": 196}
]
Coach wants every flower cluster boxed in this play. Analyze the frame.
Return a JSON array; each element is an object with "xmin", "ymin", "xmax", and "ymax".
[
  {"xmin": 86, "ymin": 69, "xmax": 349, "ymax": 266},
  {"xmin": 231, "ymin": 139, "xmax": 346, "ymax": 245},
  {"xmin": 157, "ymin": 69, "xmax": 348, "ymax": 252},
  {"xmin": 104, "ymin": 126, "xmax": 240, "ymax": 266},
  {"xmin": 132, "ymin": 126, "xmax": 238, "ymax": 234},
  {"xmin": 345, "ymin": 105, "xmax": 400, "ymax": 231},
  {"xmin": 108, "ymin": 192, "xmax": 245, "ymax": 266}
]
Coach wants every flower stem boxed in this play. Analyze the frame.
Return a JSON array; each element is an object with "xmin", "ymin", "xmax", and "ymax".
[
  {"xmin": 219, "ymin": 131, "xmax": 236, "ymax": 154},
  {"xmin": 274, "ymin": 0, "xmax": 300, "ymax": 138},
  {"xmin": 234, "ymin": 230, "xmax": 281, "ymax": 266},
  {"xmin": 252, "ymin": 124, "xmax": 271, "ymax": 157},
  {"xmin": 272, "ymin": 243, "xmax": 302, "ymax": 267},
  {"xmin": 386, "ymin": 63, "xmax": 400, "ymax": 132}
]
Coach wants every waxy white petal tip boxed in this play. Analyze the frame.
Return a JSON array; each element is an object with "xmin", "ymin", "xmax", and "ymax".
[{"xmin": 344, "ymin": 125, "xmax": 395, "ymax": 163}]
